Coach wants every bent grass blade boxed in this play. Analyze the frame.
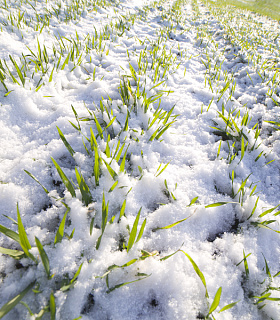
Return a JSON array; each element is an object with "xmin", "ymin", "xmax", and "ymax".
[
  {"xmin": 0, "ymin": 281, "xmax": 36, "ymax": 319},
  {"xmin": 0, "ymin": 224, "xmax": 20, "ymax": 243},
  {"xmin": 106, "ymin": 274, "xmax": 151, "ymax": 293},
  {"xmin": 57, "ymin": 126, "xmax": 75, "ymax": 157},
  {"xmin": 127, "ymin": 208, "xmax": 142, "ymax": 252},
  {"xmin": 54, "ymin": 207, "xmax": 70, "ymax": 245},
  {"xmin": 180, "ymin": 250, "xmax": 209, "ymax": 298},
  {"xmin": 24, "ymin": 170, "xmax": 49, "ymax": 194},
  {"xmin": 0, "ymin": 247, "xmax": 25, "ymax": 260},
  {"xmin": 35, "ymin": 237, "xmax": 51, "ymax": 279},
  {"xmin": 17, "ymin": 204, "xmax": 37, "ymax": 263},
  {"xmin": 75, "ymin": 167, "xmax": 93, "ymax": 206},
  {"xmin": 51, "ymin": 157, "xmax": 76, "ymax": 197}
]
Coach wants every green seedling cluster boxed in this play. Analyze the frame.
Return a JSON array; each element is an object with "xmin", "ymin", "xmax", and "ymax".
[{"xmin": 1, "ymin": 0, "xmax": 280, "ymax": 318}]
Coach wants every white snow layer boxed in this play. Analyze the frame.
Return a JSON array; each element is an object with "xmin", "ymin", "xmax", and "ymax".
[{"xmin": 0, "ymin": 0, "xmax": 280, "ymax": 319}]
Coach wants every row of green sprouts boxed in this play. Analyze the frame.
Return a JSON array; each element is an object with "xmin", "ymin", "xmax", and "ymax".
[{"xmin": 0, "ymin": 0, "xmax": 114, "ymax": 32}]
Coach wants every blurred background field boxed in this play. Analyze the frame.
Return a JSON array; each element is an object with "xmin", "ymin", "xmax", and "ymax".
[{"xmin": 208, "ymin": 0, "xmax": 280, "ymax": 20}]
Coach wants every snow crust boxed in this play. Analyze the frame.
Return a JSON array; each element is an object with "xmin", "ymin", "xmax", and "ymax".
[{"xmin": 0, "ymin": 0, "xmax": 280, "ymax": 319}]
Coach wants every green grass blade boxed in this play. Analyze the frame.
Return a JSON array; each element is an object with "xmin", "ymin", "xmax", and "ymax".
[
  {"xmin": 187, "ymin": 196, "xmax": 199, "ymax": 207},
  {"xmin": 119, "ymin": 146, "xmax": 128, "ymax": 173},
  {"xmin": 49, "ymin": 292, "xmax": 56, "ymax": 320},
  {"xmin": 259, "ymin": 204, "xmax": 280, "ymax": 218},
  {"xmin": 51, "ymin": 157, "xmax": 76, "ymax": 197},
  {"xmin": 152, "ymin": 216, "xmax": 190, "ymax": 231},
  {"xmin": 0, "ymin": 247, "xmax": 25, "ymax": 260},
  {"xmin": 101, "ymin": 193, "xmax": 108, "ymax": 234},
  {"xmin": 90, "ymin": 217, "xmax": 95, "ymax": 236},
  {"xmin": 208, "ymin": 287, "xmax": 222, "ymax": 315},
  {"xmin": 155, "ymin": 162, "xmax": 169, "ymax": 177},
  {"xmin": 106, "ymin": 274, "xmax": 150, "ymax": 293},
  {"xmin": 54, "ymin": 207, "xmax": 69, "ymax": 244},
  {"xmin": 93, "ymin": 114, "xmax": 104, "ymax": 139},
  {"xmin": 136, "ymin": 218, "xmax": 146, "ymax": 243},
  {"xmin": 94, "ymin": 146, "xmax": 100, "ymax": 186},
  {"xmin": 57, "ymin": 126, "xmax": 75, "ymax": 156},
  {"xmin": 127, "ymin": 208, "xmax": 141, "ymax": 252},
  {"xmin": 0, "ymin": 281, "xmax": 35, "ymax": 319},
  {"xmin": 109, "ymin": 181, "xmax": 118, "ymax": 193},
  {"xmin": 24, "ymin": 170, "xmax": 49, "ymax": 194},
  {"xmin": 218, "ymin": 300, "xmax": 240, "ymax": 313},
  {"xmin": 0, "ymin": 224, "xmax": 20, "ymax": 243},
  {"xmin": 9, "ymin": 55, "xmax": 25, "ymax": 86},
  {"xmin": 123, "ymin": 110, "xmax": 129, "ymax": 132},
  {"xmin": 205, "ymin": 202, "xmax": 235, "ymax": 208},
  {"xmin": 61, "ymin": 263, "xmax": 83, "ymax": 291},
  {"xmin": 75, "ymin": 168, "xmax": 92, "ymax": 206},
  {"xmin": 180, "ymin": 250, "xmax": 209, "ymax": 298},
  {"xmin": 105, "ymin": 117, "xmax": 116, "ymax": 129},
  {"xmin": 17, "ymin": 204, "xmax": 36, "ymax": 262},
  {"xmin": 119, "ymin": 199, "xmax": 126, "ymax": 222},
  {"xmin": 35, "ymin": 237, "xmax": 50, "ymax": 279},
  {"xmin": 70, "ymin": 262, "xmax": 83, "ymax": 284},
  {"xmin": 102, "ymin": 158, "xmax": 117, "ymax": 180},
  {"xmin": 160, "ymin": 248, "xmax": 180, "ymax": 261}
]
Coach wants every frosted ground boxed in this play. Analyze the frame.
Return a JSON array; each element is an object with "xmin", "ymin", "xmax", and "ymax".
[{"xmin": 0, "ymin": 0, "xmax": 280, "ymax": 319}]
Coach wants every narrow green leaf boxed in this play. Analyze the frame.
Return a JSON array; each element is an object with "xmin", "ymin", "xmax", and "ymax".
[
  {"xmin": 35, "ymin": 237, "xmax": 50, "ymax": 278},
  {"xmin": 24, "ymin": 170, "xmax": 49, "ymax": 194},
  {"xmin": 155, "ymin": 122, "xmax": 174, "ymax": 140},
  {"xmin": 49, "ymin": 66, "xmax": 55, "ymax": 82},
  {"xmin": 127, "ymin": 208, "xmax": 141, "ymax": 252},
  {"xmin": 51, "ymin": 158, "xmax": 76, "ymax": 197},
  {"xmin": 136, "ymin": 218, "xmax": 146, "ymax": 243},
  {"xmin": 57, "ymin": 127, "xmax": 75, "ymax": 156},
  {"xmin": 106, "ymin": 274, "xmax": 150, "ymax": 293},
  {"xmin": 180, "ymin": 250, "xmax": 209, "ymax": 298},
  {"xmin": 219, "ymin": 300, "xmax": 240, "ymax": 313},
  {"xmin": 243, "ymin": 249, "xmax": 250, "ymax": 276},
  {"xmin": 0, "ymin": 224, "xmax": 20, "ymax": 243},
  {"xmin": 0, "ymin": 247, "xmax": 25, "ymax": 260},
  {"xmin": 155, "ymin": 162, "xmax": 169, "ymax": 177},
  {"xmin": 60, "ymin": 263, "xmax": 83, "ymax": 291},
  {"xmin": 152, "ymin": 216, "xmax": 190, "ymax": 231},
  {"xmin": 240, "ymin": 136, "xmax": 245, "ymax": 161},
  {"xmin": 90, "ymin": 217, "xmax": 94, "ymax": 236},
  {"xmin": 236, "ymin": 252, "xmax": 251, "ymax": 266},
  {"xmin": 208, "ymin": 287, "xmax": 222, "ymax": 315},
  {"xmin": 0, "ymin": 281, "xmax": 35, "ymax": 319},
  {"xmin": 105, "ymin": 117, "xmax": 116, "ymax": 129},
  {"xmin": 247, "ymin": 197, "xmax": 259, "ymax": 220},
  {"xmin": 102, "ymin": 158, "xmax": 117, "ymax": 180},
  {"xmin": 75, "ymin": 168, "xmax": 92, "ymax": 206},
  {"xmin": 123, "ymin": 110, "xmax": 129, "ymax": 132},
  {"xmin": 93, "ymin": 114, "xmax": 103, "ymax": 139},
  {"xmin": 109, "ymin": 181, "xmax": 118, "ymax": 193},
  {"xmin": 187, "ymin": 196, "xmax": 198, "ymax": 207},
  {"xmin": 54, "ymin": 208, "xmax": 69, "ymax": 244},
  {"xmin": 90, "ymin": 127, "xmax": 98, "ymax": 150},
  {"xmin": 119, "ymin": 199, "xmax": 126, "ymax": 222},
  {"xmin": 160, "ymin": 249, "xmax": 180, "ymax": 261},
  {"xmin": 50, "ymin": 292, "xmax": 56, "ymax": 320},
  {"xmin": 262, "ymin": 253, "xmax": 272, "ymax": 279},
  {"xmin": 17, "ymin": 204, "xmax": 36, "ymax": 262},
  {"xmin": 205, "ymin": 202, "xmax": 235, "ymax": 208},
  {"xmin": 71, "ymin": 263, "xmax": 83, "ymax": 284},
  {"xmin": 259, "ymin": 204, "xmax": 280, "ymax": 218},
  {"xmin": 119, "ymin": 146, "xmax": 129, "ymax": 173},
  {"xmin": 94, "ymin": 146, "xmax": 100, "ymax": 186},
  {"xmin": 101, "ymin": 193, "xmax": 108, "ymax": 234}
]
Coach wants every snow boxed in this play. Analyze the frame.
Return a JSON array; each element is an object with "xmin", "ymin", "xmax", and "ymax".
[{"xmin": 0, "ymin": 0, "xmax": 280, "ymax": 319}]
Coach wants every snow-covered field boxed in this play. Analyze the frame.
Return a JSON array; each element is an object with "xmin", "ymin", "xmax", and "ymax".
[{"xmin": 0, "ymin": 0, "xmax": 280, "ymax": 319}]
